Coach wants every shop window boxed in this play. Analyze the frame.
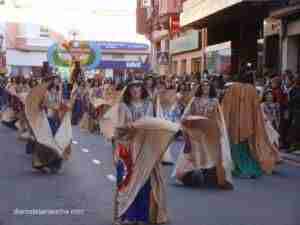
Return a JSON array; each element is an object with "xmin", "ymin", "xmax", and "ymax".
[{"xmin": 192, "ymin": 58, "xmax": 201, "ymax": 74}]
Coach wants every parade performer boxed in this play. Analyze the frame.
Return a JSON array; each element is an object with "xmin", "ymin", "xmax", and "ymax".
[
  {"xmin": 25, "ymin": 77, "xmax": 72, "ymax": 173},
  {"xmin": 173, "ymin": 81, "xmax": 233, "ymax": 189},
  {"xmin": 144, "ymin": 75, "xmax": 157, "ymax": 101},
  {"xmin": 71, "ymin": 81, "xmax": 87, "ymax": 125},
  {"xmin": 0, "ymin": 77, "xmax": 5, "ymax": 112},
  {"xmin": 154, "ymin": 80, "xmax": 177, "ymax": 165},
  {"xmin": 1, "ymin": 78, "xmax": 19, "ymax": 129},
  {"xmin": 167, "ymin": 84, "xmax": 188, "ymax": 123},
  {"xmin": 79, "ymin": 82, "xmax": 94, "ymax": 132},
  {"xmin": 222, "ymin": 72, "xmax": 279, "ymax": 178},
  {"xmin": 287, "ymin": 77, "xmax": 300, "ymax": 151},
  {"xmin": 91, "ymin": 79, "xmax": 103, "ymax": 99},
  {"xmin": 106, "ymin": 80, "xmax": 177, "ymax": 225},
  {"xmin": 261, "ymin": 90, "xmax": 281, "ymax": 149},
  {"xmin": 43, "ymin": 82, "xmax": 62, "ymax": 135}
]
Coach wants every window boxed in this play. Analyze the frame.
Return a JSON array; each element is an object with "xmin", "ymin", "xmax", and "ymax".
[
  {"xmin": 192, "ymin": 58, "xmax": 201, "ymax": 74},
  {"xmin": 40, "ymin": 26, "xmax": 49, "ymax": 38}
]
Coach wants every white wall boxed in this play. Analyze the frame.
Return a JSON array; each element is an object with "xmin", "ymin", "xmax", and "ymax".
[{"xmin": 6, "ymin": 49, "xmax": 47, "ymax": 67}]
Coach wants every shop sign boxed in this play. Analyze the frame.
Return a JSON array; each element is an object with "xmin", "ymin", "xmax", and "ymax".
[
  {"xmin": 170, "ymin": 15, "xmax": 180, "ymax": 36},
  {"xmin": 97, "ymin": 60, "xmax": 150, "ymax": 71},
  {"xmin": 170, "ymin": 30, "xmax": 199, "ymax": 54},
  {"xmin": 97, "ymin": 42, "xmax": 149, "ymax": 50},
  {"xmin": 126, "ymin": 62, "xmax": 142, "ymax": 68}
]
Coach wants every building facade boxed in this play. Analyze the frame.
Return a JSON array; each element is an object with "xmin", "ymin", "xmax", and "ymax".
[
  {"xmin": 5, "ymin": 23, "xmax": 150, "ymax": 79},
  {"xmin": 93, "ymin": 41, "xmax": 150, "ymax": 79},
  {"xmin": 5, "ymin": 22, "xmax": 65, "ymax": 76},
  {"xmin": 268, "ymin": 0, "xmax": 300, "ymax": 74},
  {"xmin": 137, "ymin": 0, "xmax": 282, "ymax": 77},
  {"xmin": 180, "ymin": 0, "xmax": 285, "ymax": 76},
  {"xmin": 136, "ymin": 0, "xmax": 184, "ymax": 76},
  {"xmin": 170, "ymin": 29, "xmax": 202, "ymax": 76}
]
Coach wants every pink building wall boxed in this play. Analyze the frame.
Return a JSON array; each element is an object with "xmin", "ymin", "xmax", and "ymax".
[
  {"xmin": 5, "ymin": 23, "xmax": 18, "ymax": 49},
  {"xmin": 5, "ymin": 22, "xmax": 65, "ymax": 51}
]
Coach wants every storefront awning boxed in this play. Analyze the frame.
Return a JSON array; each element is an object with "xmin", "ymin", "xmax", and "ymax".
[{"xmin": 180, "ymin": 0, "xmax": 275, "ymax": 28}]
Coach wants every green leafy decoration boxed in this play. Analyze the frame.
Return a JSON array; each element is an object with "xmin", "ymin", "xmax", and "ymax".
[{"xmin": 53, "ymin": 49, "xmax": 70, "ymax": 67}]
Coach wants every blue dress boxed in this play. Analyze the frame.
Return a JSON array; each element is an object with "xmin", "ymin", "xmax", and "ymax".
[
  {"xmin": 116, "ymin": 101, "xmax": 153, "ymax": 223},
  {"xmin": 71, "ymin": 91, "xmax": 85, "ymax": 125},
  {"xmin": 117, "ymin": 160, "xmax": 151, "ymax": 222}
]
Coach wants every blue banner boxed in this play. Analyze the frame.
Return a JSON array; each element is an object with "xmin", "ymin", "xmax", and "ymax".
[
  {"xmin": 94, "ymin": 42, "xmax": 149, "ymax": 50},
  {"xmin": 97, "ymin": 60, "xmax": 150, "ymax": 70}
]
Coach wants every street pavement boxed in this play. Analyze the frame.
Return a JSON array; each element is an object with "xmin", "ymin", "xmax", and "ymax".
[{"xmin": 0, "ymin": 124, "xmax": 299, "ymax": 225}]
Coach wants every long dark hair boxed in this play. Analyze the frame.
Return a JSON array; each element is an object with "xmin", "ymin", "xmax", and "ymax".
[
  {"xmin": 194, "ymin": 81, "xmax": 217, "ymax": 98},
  {"xmin": 122, "ymin": 83, "xmax": 149, "ymax": 105},
  {"xmin": 238, "ymin": 71, "xmax": 255, "ymax": 85},
  {"xmin": 262, "ymin": 89, "xmax": 273, "ymax": 102},
  {"xmin": 144, "ymin": 76, "xmax": 156, "ymax": 90},
  {"xmin": 47, "ymin": 82, "xmax": 55, "ymax": 91},
  {"xmin": 29, "ymin": 79, "xmax": 38, "ymax": 88},
  {"xmin": 176, "ymin": 83, "xmax": 188, "ymax": 93}
]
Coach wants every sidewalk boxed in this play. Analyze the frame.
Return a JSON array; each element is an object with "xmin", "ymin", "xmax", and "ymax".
[{"xmin": 281, "ymin": 150, "xmax": 300, "ymax": 165}]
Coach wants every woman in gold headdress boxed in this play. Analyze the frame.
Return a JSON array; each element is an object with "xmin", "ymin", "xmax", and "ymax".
[
  {"xmin": 111, "ymin": 80, "xmax": 177, "ymax": 225},
  {"xmin": 173, "ymin": 81, "xmax": 233, "ymax": 189}
]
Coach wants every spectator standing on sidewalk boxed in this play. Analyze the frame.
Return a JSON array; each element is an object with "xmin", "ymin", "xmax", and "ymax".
[
  {"xmin": 271, "ymin": 77, "xmax": 289, "ymax": 149},
  {"xmin": 288, "ymin": 76, "xmax": 300, "ymax": 152},
  {"xmin": 262, "ymin": 90, "xmax": 281, "ymax": 131},
  {"xmin": 0, "ymin": 77, "xmax": 6, "ymax": 111}
]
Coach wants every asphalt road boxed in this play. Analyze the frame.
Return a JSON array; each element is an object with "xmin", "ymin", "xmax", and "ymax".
[{"xmin": 0, "ymin": 124, "xmax": 299, "ymax": 225}]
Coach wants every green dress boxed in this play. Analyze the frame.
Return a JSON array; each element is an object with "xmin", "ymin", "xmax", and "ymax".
[{"xmin": 231, "ymin": 142, "xmax": 263, "ymax": 178}]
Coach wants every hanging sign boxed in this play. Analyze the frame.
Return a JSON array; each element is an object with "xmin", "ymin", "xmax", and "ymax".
[{"xmin": 170, "ymin": 15, "xmax": 180, "ymax": 36}]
